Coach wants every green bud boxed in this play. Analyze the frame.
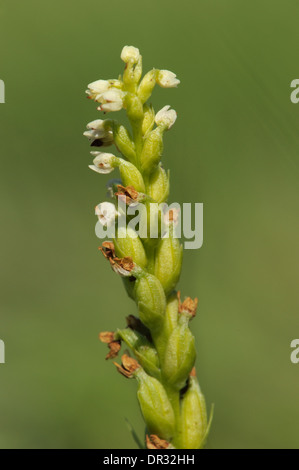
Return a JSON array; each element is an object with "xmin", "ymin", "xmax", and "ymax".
[
  {"xmin": 180, "ymin": 375, "xmax": 209, "ymax": 449},
  {"xmin": 113, "ymin": 123, "xmax": 136, "ymax": 163},
  {"xmin": 154, "ymin": 235, "xmax": 183, "ymax": 295},
  {"xmin": 134, "ymin": 272, "xmax": 166, "ymax": 330},
  {"xmin": 114, "ymin": 227, "xmax": 147, "ymax": 269},
  {"xmin": 119, "ymin": 160, "xmax": 145, "ymax": 192},
  {"xmin": 147, "ymin": 165, "xmax": 170, "ymax": 203},
  {"xmin": 116, "ymin": 328, "xmax": 160, "ymax": 379},
  {"xmin": 142, "ymin": 104, "xmax": 155, "ymax": 137},
  {"xmin": 140, "ymin": 127, "xmax": 163, "ymax": 174},
  {"xmin": 125, "ymin": 94, "xmax": 144, "ymax": 122},
  {"xmin": 137, "ymin": 69, "xmax": 157, "ymax": 103},
  {"xmin": 136, "ymin": 368, "xmax": 175, "ymax": 440},
  {"xmin": 162, "ymin": 317, "xmax": 196, "ymax": 390}
]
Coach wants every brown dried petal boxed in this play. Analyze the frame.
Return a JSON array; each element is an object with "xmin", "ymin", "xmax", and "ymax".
[
  {"xmin": 118, "ymin": 257, "xmax": 134, "ymax": 272},
  {"xmin": 106, "ymin": 341, "xmax": 121, "ymax": 360},
  {"xmin": 114, "ymin": 354, "xmax": 140, "ymax": 378},
  {"xmin": 146, "ymin": 434, "xmax": 170, "ymax": 449},
  {"xmin": 99, "ymin": 241, "xmax": 115, "ymax": 260},
  {"xmin": 99, "ymin": 242, "xmax": 134, "ymax": 276},
  {"xmin": 99, "ymin": 331, "xmax": 115, "ymax": 344},
  {"xmin": 99, "ymin": 331, "xmax": 121, "ymax": 360}
]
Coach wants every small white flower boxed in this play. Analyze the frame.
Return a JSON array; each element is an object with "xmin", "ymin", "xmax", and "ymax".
[
  {"xmin": 83, "ymin": 119, "xmax": 113, "ymax": 145},
  {"xmin": 86, "ymin": 80, "xmax": 110, "ymax": 99},
  {"xmin": 121, "ymin": 46, "xmax": 140, "ymax": 63},
  {"xmin": 155, "ymin": 105, "xmax": 177, "ymax": 129},
  {"xmin": 156, "ymin": 70, "xmax": 180, "ymax": 88},
  {"xmin": 95, "ymin": 202, "xmax": 119, "ymax": 227},
  {"xmin": 97, "ymin": 89, "xmax": 124, "ymax": 113},
  {"xmin": 88, "ymin": 152, "xmax": 117, "ymax": 174},
  {"xmin": 86, "ymin": 79, "xmax": 122, "ymax": 101}
]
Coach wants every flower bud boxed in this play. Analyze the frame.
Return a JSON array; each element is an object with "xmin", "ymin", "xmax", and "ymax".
[
  {"xmin": 140, "ymin": 128, "xmax": 163, "ymax": 174},
  {"xmin": 112, "ymin": 123, "xmax": 136, "ymax": 163},
  {"xmin": 180, "ymin": 372, "xmax": 209, "ymax": 449},
  {"xmin": 121, "ymin": 46, "xmax": 141, "ymax": 64},
  {"xmin": 154, "ymin": 235, "xmax": 183, "ymax": 295},
  {"xmin": 155, "ymin": 105, "xmax": 177, "ymax": 130},
  {"xmin": 147, "ymin": 165, "xmax": 169, "ymax": 203},
  {"xmin": 118, "ymin": 160, "xmax": 145, "ymax": 192},
  {"xmin": 135, "ymin": 368, "xmax": 175, "ymax": 440},
  {"xmin": 89, "ymin": 152, "xmax": 119, "ymax": 174},
  {"xmin": 116, "ymin": 328, "xmax": 160, "ymax": 378},
  {"xmin": 156, "ymin": 70, "xmax": 180, "ymax": 88},
  {"xmin": 142, "ymin": 104, "xmax": 155, "ymax": 137},
  {"xmin": 138, "ymin": 69, "xmax": 158, "ymax": 103},
  {"xmin": 162, "ymin": 317, "xmax": 196, "ymax": 390},
  {"xmin": 114, "ymin": 227, "xmax": 147, "ymax": 269},
  {"xmin": 134, "ymin": 272, "xmax": 166, "ymax": 330}
]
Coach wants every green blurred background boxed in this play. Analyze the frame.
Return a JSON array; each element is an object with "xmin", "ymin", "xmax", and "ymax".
[{"xmin": 0, "ymin": 0, "xmax": 298, "ymax": 449}]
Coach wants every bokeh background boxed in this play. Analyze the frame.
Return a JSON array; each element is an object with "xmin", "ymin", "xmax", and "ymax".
[{"xmin": 0, "ymin": 0, "xmax": 299, "ymax": 449}]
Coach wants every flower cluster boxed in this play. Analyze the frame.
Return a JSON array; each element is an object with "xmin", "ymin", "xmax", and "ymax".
[{"xmin": 84, "ymin": 46, "xmax": 212, "ymax": 449}]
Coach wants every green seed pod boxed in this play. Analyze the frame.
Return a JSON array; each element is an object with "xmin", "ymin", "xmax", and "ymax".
[
  {"xmin": 154, "ymin": 235, "xmax": 183, "ymax": 295},
  {"xmin": 152, "ymin": 292, "xmax": 179, "ymax": 361},
  {"xmin": 164, "ymin": 292, "xmax": 179, "ymax": 338},
  {"xmin": 123, "ymin": 56, "xmax": 142, "ymax": 90},
  {"xmin": 114, "ymin": 227, "xmax": 147, "ymax": 269},
  {"xmin": 180, "ymin": 374, "xmax": 208, "ymax": 449},
  {"xmin": 147, "ymin": 165, "xmax": 169, "ymax": 203},
  {"xmin": 134, "ymin": 273, "xmax": 166, "ymax": 330},
  {"xmin": 136, "ymin": 368, "xmax": 175, "ymax": 440},
  {"xmin": 119, "ymin": 160, "xmax": 145, "ymax": 192},
  {"xmin": 138, "ymin": 69, "xmax": 157, "ymax": 103},
  {"xmin": 121, "ymin": 277, "xmax": 136, "ymax": 300},
  {"xmin": 141, "ymin": 104, "xmax": 155, "ymax": 137},
  {"xmin": 116, "ymin": 328, "xmax": 160, "ymax": 378},
  {"xmin": 140, "ymin": 127, "xmax": 163, "ymax": 174},
  {"xmin": 125, "ymin": 94, "xmax": 144, "ymax": 122},
  {"xmin": 162, "ymin": 317, "xmax": 196, "ymax": 390},
  {"xmin": 113, "ymin": 123, "xmax": 136, "ymax": 163}
]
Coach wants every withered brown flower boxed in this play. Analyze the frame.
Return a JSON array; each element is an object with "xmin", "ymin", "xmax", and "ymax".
[
  {"xmin": 115, "ymin": 184, "xmax": 140, "ymax": 205},
  {"xmin": 99, "ymin": 241, "xmax": 134, "ymax": 276},
  {"xmin": 178, "ymin": 291, "xmax": 198, "ymax": 319},
  {"xmin": 113, "ymin": 354, "xmax": 140, "ymax": 378},
  {"xmin": 99, "ymin": 331, "xmax": 121, "ymax": 360},
  {"xmin": 146, "ymin": 434, "xmax": 171, "ymax": 449}
]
